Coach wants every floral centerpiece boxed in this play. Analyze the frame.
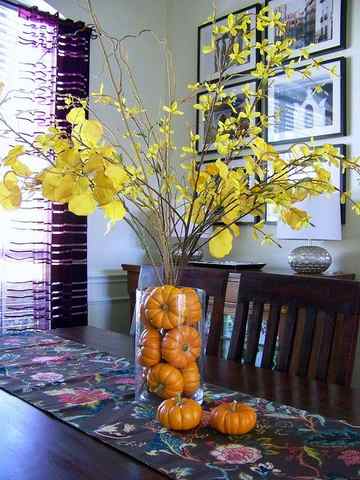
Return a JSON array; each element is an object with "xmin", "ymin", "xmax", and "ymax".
[{"xmin": 0, "ymin": 2, "xmax": 359, "ymax": 403}]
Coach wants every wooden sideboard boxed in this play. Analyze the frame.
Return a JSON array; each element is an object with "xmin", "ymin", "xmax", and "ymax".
[{"xmin": 121, "ymin": 263, "xmax": 355, "ymax": 326}]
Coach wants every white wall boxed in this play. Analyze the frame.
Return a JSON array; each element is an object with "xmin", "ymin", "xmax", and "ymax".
[{"xmin": 47, "ymin": 0, "xmax": 168, "ymax": 333}]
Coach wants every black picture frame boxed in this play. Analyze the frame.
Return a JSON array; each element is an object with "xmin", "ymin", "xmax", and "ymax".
[
  {"xmin": 265, "ymin": 144, "xmax": 347, "ymax": 225},
  {"xmin": 196, "ymin": 78, "xmax": 260, "ymax": 154},
  {"xmin": 266, "ymin": 0, "xmax": 346, "ymax": 60},
  {"xmin": 266, "ymin": 57, "xmax": 346, "ymax": 145},
  {"xmin": 197, "ymin": 3, "xmax": 261, "ymax": 84}
]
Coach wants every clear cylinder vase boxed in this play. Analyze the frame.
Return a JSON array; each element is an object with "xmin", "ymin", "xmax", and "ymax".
[{"xmin": 135, "ymin": 285, "xmax": 205, "ymax": 405}]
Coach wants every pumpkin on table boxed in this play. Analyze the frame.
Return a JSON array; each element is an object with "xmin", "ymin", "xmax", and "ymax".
[
  {"xmin": 210, "ymin": 401, "xmax": 257, "ymax": 435},
  {"xmin": 181, "ymin": 361, "xmax": 200, "ymax": 396},
  {"xmin": 147, "ymin": 362, "xmax": 184, "ymax": 399},
  {"xmin": 157, "ymin": 395, "xmax": 202, "ymax": 430},
  {"xmin": 144, "ymin": 285, "xmax": 185, "ymax": 330},
  {"xmin": 161, "ymin": 325, "xmax": 201, "ymax": 369},
  {"xmin": 137, "ymin": 327, "xmax": 161, "ymax": 368}
]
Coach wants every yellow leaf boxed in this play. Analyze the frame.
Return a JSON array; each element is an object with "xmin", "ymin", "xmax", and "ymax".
[
  {"xmin": 80, "ymin": 120, "xmax": 103, "ymax": 147},
  {"xmin": 57, "ymin": 149, "xmax": 81, "ymax": 169},
  {"xmin": 105, "ymin": 164, "xmax": 129, "ymax": 189},
  {"xmin": 11, "ymin": 160, "xmax": 31, "ymax": 177},
  {"xmin": 209, "ymin": 227, "xmax": 233, "ymax": 258},
  {"xmin": 84, "ymin": 153, "xmax": 104, "ymax": 174},
  {"xmin": 53, "ymin": 175, "xmax": 76, "ymax": 203},
  {"xmin": 66, "ymin": 107, "xmax": 86, "ymax": 125},
  {"xmin": 4, "ymin": 145, "xmax": 25, "ymax": 164},
  {"xmin": 68, "ymin": 192, "xmax": 97, "ymax": 216},
  {"xmin": 102, "ymin": 199, "xmax": 126, "ymax": 223},
  {"xmin": 230, "ymin": 223, "xmax": 240, "ymax": 237},
  {"xmin": 0, "ymin": 173, "xmax": 21, "ymax": 209},
  {"xmin": 281, "ymin": 208, "xmax": 310, "ymax": 230}
]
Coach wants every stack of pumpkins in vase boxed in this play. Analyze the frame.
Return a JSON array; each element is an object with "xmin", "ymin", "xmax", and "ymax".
[
  {"xmin": 136, "ymin": 284, "xmax": 257, "ymax": 435},
  {"xmin": 137, "ymin": 285, "xmax": 203, "ymax": 402}
]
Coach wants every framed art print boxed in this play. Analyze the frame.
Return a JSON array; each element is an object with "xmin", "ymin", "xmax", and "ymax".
[
  {"xmin": 265, "ymin": 144, "xmax": 347, "ymax": 225},
  {"xmin": 267, "ymin": 0, "xmax": 346, "ymax": 59},
  {"xmin": 196, "ymin": 79, "xmax": 258, "ymax": 153},
  {"xmin": 267, "ymin": 57, "xmax": 346, "ymax": 145},
  {"xmin": 197, "ymin": 4, "xmax": 260, "ymax": 83}
]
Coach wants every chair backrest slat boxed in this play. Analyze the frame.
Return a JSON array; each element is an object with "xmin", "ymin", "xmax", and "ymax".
[
  {"xmin": 244, "ymin": 302, "xmax": 264, "ymax": 365},
  {"xmin": 277, "ymin": 304, "xmax": 298, "ymax": 372},
  {"xmin": 261, "ymin": 304, "xmax": 281, "ymax": 369},
  {"xmin": 228, "ymin": 301, "xmax": 249, "ymax": 362},
  {"xmin": 178, "ymin": 267, "xmax": 228, "ymax": 357},
  {"xmin": 229, "ymin": 271, "xmax": 360, "ymax": 386},
  {"xmin": 315, "ymin": 311, "xmax": 337, "ymax": 382},
  {"xmin": 296, "ymin": 306, "xmax": 317, "ymax": 377}
]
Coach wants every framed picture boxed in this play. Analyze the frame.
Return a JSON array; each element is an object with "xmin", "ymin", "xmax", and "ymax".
[
  {"xmin": 197, "ymin": 4, "xmax": 260, "ymax": 83},
  {"xmin": 196, "ymin": 79, "xmax": 259, "ymax": 153},
  {"xmin": 265, "ymin": 144, "xmax": 347, "ymax": 225},
  {"xmin": 267, "ymin": 0, "xmax": 346, "ymax": 59},
  {"xmin": 198, "ymin": 157, "xmax": 256, "ymax": 224},
  {"xmin": 267, "ymin": 57, "xmax": 346, "ymax": 145}
]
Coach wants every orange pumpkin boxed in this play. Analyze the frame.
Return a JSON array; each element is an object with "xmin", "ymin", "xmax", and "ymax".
[
  {"xmin": 144, "ymin": 285, "xmax": 185, "ymax": 330},
  {"xmin": 210, "ymin": 401, "xmax": 257, "ymax": 435},
  {"xmin": 161, "ymin": 325, "xmax": 201, "ymax": 369},
  {"xmin": 181, "ymin": 361, "xmax": 200, "ymax": 396},
  {"xmin": 157, "ymin": 396, "xmax": 202, "ymax": 431},
  {"xmin": 181, "ymin": 287, "xmax": 202, "ymax": 326},
  {"xmin": 147, "ymin": 362, "xmax": 184, "ymax": 399},
  {"xmin": 137, "ymin": 327, "xmax": 161, "ymax": 368},
  {"xmin": 139, "ymin": 288, "xmax": 153, "ymax": 327}
]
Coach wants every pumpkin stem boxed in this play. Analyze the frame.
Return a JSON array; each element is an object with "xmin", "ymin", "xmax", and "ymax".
[
  {"xmin": 231, "ymin": 400, "xmax": 237, "ymax": 412},
  {"xmin": 175, "ymin": 393, "xmax": 183, "ymax": 405},
  {"xmin": 151, "ymin": 383, "xmax": 164, "ymax": 394},
  {"xmin": 182, "ymin": 343, "xmax": 189, "ymax": 352}
]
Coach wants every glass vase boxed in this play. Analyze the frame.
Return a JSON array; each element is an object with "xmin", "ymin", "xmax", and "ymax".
[{"xmin": 135, "ymin": 285, "xmax": 205, "ymax": 405}]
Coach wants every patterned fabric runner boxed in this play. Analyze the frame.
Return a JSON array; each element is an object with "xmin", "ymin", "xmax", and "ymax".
[{"xmin": 0, "ymin": 331, "xmax": 359, "ymax": 480}]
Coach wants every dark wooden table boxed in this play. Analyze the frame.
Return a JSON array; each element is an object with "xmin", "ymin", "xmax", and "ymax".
[{"xmin": 1, "ymin": 326, "xmax": 360, "ymax": 480}]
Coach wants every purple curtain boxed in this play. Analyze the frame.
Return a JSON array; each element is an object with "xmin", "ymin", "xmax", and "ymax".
[
  {"xmin": 0, "ymin": 2, "xmax": 90, "ymax": 330},
  {"xmin": 51, "ymin": 19, "xmax": 91, "ymax": 328}
]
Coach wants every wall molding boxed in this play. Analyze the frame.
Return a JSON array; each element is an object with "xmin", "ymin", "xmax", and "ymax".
[
  {"xmin": 88, "ymin": 270, "xmax": 129, "ymax": 305},
  {"xmin": 88, "ymin": 271, "xmax": 128, "ymax": 285}
]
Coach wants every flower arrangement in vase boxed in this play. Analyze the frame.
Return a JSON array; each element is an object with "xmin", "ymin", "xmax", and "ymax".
[{"xmin": 1, "ymin": 2, "xmax": 360, "ymax": 404}]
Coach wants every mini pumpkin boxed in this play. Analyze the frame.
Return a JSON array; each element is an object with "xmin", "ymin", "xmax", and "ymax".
[
  {"xmin": 137, "ymin": 327, "xmax": 161, "ymax": 368},
  {"xmin": 161, "ymin": 325, "xmax": 201, "ymax": 369},
  {"xmin": 147, "ymin": 362, "xmax": 184, "ymax": 399},
  {"xmin": 181, "ymin": 361, "xmax": 200, "ymax": 396},
  {"xmin": 139, "ymin": 288, "xmax": 153, "ymax": 327},
  {"xmin": 181, "ymin": 287, "xmax": 202, "ymax": 326},
  {"xmin": 144, "ymin": 285, "xmax": 185, "ymax": 330},
  {"xmin": 210, "ymin": 401, "xmax": 257, "ymax": 435},
  {"xmin": 157, "ymin": 395, "xmax": 202, "ymax": 430}
]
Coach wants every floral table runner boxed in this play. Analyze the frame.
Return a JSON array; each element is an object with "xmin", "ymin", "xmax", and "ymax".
[{"xmin": 0, "ymin": 330, "xmax": 359, "ymax": 480}]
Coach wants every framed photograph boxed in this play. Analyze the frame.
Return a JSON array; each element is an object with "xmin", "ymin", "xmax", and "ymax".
[
  {"xmin": 196, "ymin": 79, "xmax": 258, "ymax": 154},
  {"xmin": 267, "ymin": 0, "xmax": 346, "ymax": 59},
  {"xmin": 267, "ymin": 57, "xmax": 346, "ymax": 145},
  {"xmin": 197, "ymin": 4, "xmax": 260, "ymax": 83},
  {"xmin": 265, "ymin": 144, "xmax": 347, "ymax": 225},
  {"xmin": 199, "ymin": 157, "xmax": 256, "ymax": 224}
]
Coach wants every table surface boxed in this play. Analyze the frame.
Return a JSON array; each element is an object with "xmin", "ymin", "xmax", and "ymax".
[{"xmin": 1, "ymin": 326, "xmax": 360, "ymax": 480}]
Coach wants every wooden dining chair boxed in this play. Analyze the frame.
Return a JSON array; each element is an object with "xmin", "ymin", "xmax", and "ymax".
[
  {"xmin": 178, "ymin": 266, "xmax": 229, "ymax": 357},
  {"xmin": 228, "ymin": 271, "xmax": 360, "ymax": 386}
]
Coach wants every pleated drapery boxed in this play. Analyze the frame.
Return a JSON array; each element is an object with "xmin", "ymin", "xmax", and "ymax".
[{"xmin": 0, "ymin": 2, "xmax": 91, "ymax": 330}]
